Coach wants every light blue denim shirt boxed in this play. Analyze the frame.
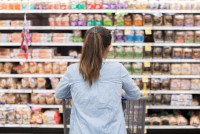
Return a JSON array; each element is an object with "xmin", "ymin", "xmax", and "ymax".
[{"xmin": 55, "ymin": 61, "xmax": 140, "ymax": 134}]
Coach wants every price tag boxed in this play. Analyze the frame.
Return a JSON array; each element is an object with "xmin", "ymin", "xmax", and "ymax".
[
  {"xmin": 145, "ymin": 44, "xmax": 152, "ymax": 51},
  {"xmin": 144, "ymin": 61, "xmax": 151, "ymax": 68},
  {"xmin": 59, "ymin": 107, "xmax": 63, "ymax": 113},
  {"xmin": 145, "ymin": 27, "xmax": 152, "ymax": 35},
  {"xmin": 125, "ymin": 29, "xmax": 131, "ymax": 35},
  {"xmin": 145, "ymin": 106, "xmax": 148, "ymax": 114},
  {"xmin": 142, "ymin": 76, "xmax": 149, "ymax": 83},
  {"xmin": 144, "ymin": 129, "xmax": 147, "ymax": 134}
]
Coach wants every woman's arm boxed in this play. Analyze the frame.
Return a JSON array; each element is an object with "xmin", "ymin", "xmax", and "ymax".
[
  {"xmin": 55, "ymin": 70, "xmax": 71, "ymax": 99},
  {"xmin": 120, "ymin": 64, "xmax": 140, "ymax": 100}
]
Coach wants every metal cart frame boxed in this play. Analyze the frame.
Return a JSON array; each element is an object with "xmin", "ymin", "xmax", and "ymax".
[{"xmin": 62, "ymin": 98, "xmax": 146, "ymax": 134}]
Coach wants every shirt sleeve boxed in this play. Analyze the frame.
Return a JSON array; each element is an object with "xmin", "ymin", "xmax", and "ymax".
[
  {"xmin": 55, "ymin": 70, "xmax": 71, "ymax": 99},
  {"xmin": 120, "ymin": 64, "xmax": 140, "ymax": 100}
]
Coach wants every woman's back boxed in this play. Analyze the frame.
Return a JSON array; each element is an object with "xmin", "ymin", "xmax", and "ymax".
[
  {"xmin": 55, "ymin": 61, "xmax": 140, "ymax": 134},
  {"xmin": 55, "ymin": 27, "xmax": 140, "ymax": 134}
]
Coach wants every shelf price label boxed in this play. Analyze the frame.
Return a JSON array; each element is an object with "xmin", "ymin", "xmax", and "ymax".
[
  {"xmin": 59, "ymin": 107, "xmax": 63, "ymax": 113},
  {"xmin": 145, "ymin": 28, "xmax": 152, "ymax": 35},
  {"xmin": 144, "ymin": 61, "xmax": 151, "ymax": 68},
  {"xmin": 145, "ymin": 44, "xmax": 152, "ymax": 51}
]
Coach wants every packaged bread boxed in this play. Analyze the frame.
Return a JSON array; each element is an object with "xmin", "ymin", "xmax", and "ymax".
[
  {"xmin": 143, "ymin": 14, "xmax": 153, "ymax": 26},
  {"xmin": 31, "ymin": 93, "xmax": 39, "ymax": 104},
  {"xmin": 161, "ymin": 63, "xmax": 170, "ymax": 74},
  {"xmin": 11, "ymin": 33, "xmax": 21, "ymax": 42},
  {"xmin": 174, "ymin": 14, "xmax": 184, "ymax": 26},
  {"xmin": 103, "ymin": 15, "xmax": 113, "ymax": 26},
  {"xmin": 161, "ymin": 79, "xmax": 170, "ymax": 90},
  {"xmin": 153, "ymin": 31, "xmax": 164, "ymax": 43},
  {"xmin": 133, "ymin": 46, "xmax": 143, "ymax": 59},
  {"xmin": 124, "ymin": 15, "xmax": 132, "ymax": 26},
  {"xmin": 153, "ymin": 47, "xmax": 163, "ymax": 58},
  {"xmin": 150, "ymin": 116, "xmax": 161, "ymax": 125},
  {"xmin": 171, "ymin": 64, "xmax": 182, "ymax": 75},
  {"xmin": 153, "ymin": 63, "xmax": 162, "ymax": 74},
  {"xmin": 42, "ymin": 110, "xmax": 61, "ymax": 124},
  {"xmin": 164, "ymin": 31, "xmax": 174, "ymax": 42},
  {"xmin": 153, "ymin": 15, "xmax": 163, "ymax": 26},
  {"xmin": 194, "ymin": 15, "xmax": 200, "ymax": 26},
  {"xmin": 0, "ymin": 93, "xmax": 6, "ymax": 104},
  {"xmin": 185, "ymin": 31, "xmax": 194, "ymax": 43},
  {"xmin": 170, "ymin": 79, "xmax": 181, "ymax": 90},
  {"xmin": 164, "ymin": 15, "xmax": 173, "ymax": 26},
  {"xmin": 180, "ymin": 79, "xmax": 191, "ymax": 90},
  {"xmin": 191, "ymin": 79, "xmax": 200, "ymax": 90},
  {"xmin": 94, "ymin": 14, "xmax": 103, "ymax": 26},
  {"xmin": 7, "ymin": 78, "xmax": 17, "ymax": 89},
  {"xmin": 87, "ymin": 14, "xmax": 95, "ymax": 26},
  {"xmin": 162, "ymin": 95, "xmax": 171, "ymax": 105},
  {"xmin": 78, "ymin": 14, "xmax": 87, "ymax": 26},
  {"xmin": 29, "ymin": 78, "xmax": 37, "ymax": 89},
  {"xmin": 172, "ymin": 48, "xmax": 183, "ymax": 59},
  {"xmin": 55, "ymin": 98, "xmax": 62, "ymax": 105},
  {"xmin": 21, "ymin": 62, "xmax": 29, "ymax": 74},
  {"xmin": 20, "ymin": 94, "xmax": 29, "ymax": 104},
  {"xmin": 51, "ymin": 78, "xmax": 60, "ymax": 89},
  {"xmin": 190, "ymin": 115, "xmax": 200, "ymax": 126},
  {"xmin": 46, "ymin": 94, "xmax": 55, "ymax": 105},
  {"xmin": 0, "ymin": 108, "xmax": 6, "ymax": 124},
  {"xmin": 135, "ymin": 30, "xmax": 144, "ymax": 42},
  {"xmin": 134, "ymin": 14, "xmax": 143, "ymax": 26},
  {"xmin": 37, "ymin": 63, "xmax": 44, "ymax": 74},
  {"xmin": 175, "ymin": 31, "xmax": 185, "ymax": 43},
  {"xmin": 15, "ymin": 108, "xmax": 23, "ymax": 124},
  {"xmin": 30, "ymin": 62, "xmax": 37, "ymax": 74},
  {"xmin": 195, "ymin": 31, "xmax": 200, "ymax": 43},
  {"xmin": 169, "ymin": 115, "xmax": 178, "ymax": 125},
  {"xmin": 4, "ymin": 62, "xmax": 13, "ymax": 74},
  {"xmin": 124, "ymin": 47, "xmax": 133, "ymax": 59},
  {"xmin": 115, "ymin": 46, "xmax": 124, "ymax": 58},
  {"xmin": 151, "ymin": 79, "xmax": 161, "ymax": 90},
  {"xmin": 163, "ymin": 46, "xmax": 172, "ymax": 58},
  {"xmin": 132, "ymin": 63, "xmax": 142, "ymax": 75},
  {"xmin": 185, "ymin": 14, "xmax": 194, "ymax": 26},
  {"xmin": 22, "ymin": 107, "xmax": 31, "ymax": 124},
  {"xmin": 192, "ymin": 48, "xmax": 200, "ymax": 59},
  {"xmin": 177, "ymin": 115, "xmax": 188, "ymax": 126},
  {"xmin": 160, "ymin": 116, "xmax": 170, "ymax": 125},
  {"xmin": 38, "ymin": 94, "xmax": 46, "ymax": 104},
  {"xmin": 191, "ymin": 64, "xmax": 200, "ymax": 75},
  {"xmin": 0, "ymin": 79, "xmax": 7, "ymax": 89},
  {"xmin": 30, "ymin": 110, "xmax": 42, "ymax": 124},
  {"xmin": 183, "ymin": 48, "xmax": 192, "ymax": 59},
  {"xmin": 170, "ymin": 3, "xmax": 182, "ymax": 10},
  {"xmin": 143, "ymin": 46, "xmax": 152, "ymax": 58},
  {"xmin": 181, "ymin": 63, "xmax": 191, "ymax": 75},
  {"xmin": 0, "ymin": 63, "xmax": 3, "ymax": 73},
  {"xmin": 53, "ymin": 62, "xmax": 60, "ymax": 74},
  {"xmin": 21, "ymin": 78, "xmax": 30, "ymax": 89},
  {"xmin": 6, "ymin": 94, "xmax": 16, "ymax": 104},
  {"xmin": 44, "ymin": 62, "xmax": 52, "ymax": 74},
  {"xmin": 124, "ymin": 63, "xmax": 132, "ymax": 74},
  {"xmin": 5, "ymin": 108, "xmax": 15, "ymax": 124},
  {"xmin": 60, "ymin": 62, "xmax": 68, "ymax": 74}
]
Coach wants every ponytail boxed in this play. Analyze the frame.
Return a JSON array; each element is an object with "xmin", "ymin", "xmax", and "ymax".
[{"xmin": 79, "ymin": 27, "xmax": 112, "ymax": 86}]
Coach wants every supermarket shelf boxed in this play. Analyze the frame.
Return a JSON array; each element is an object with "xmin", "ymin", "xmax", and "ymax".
[
  {"xmin": 1, "ymin": 26, "xmax": 200, "ymax": 30},
  {"xmin": 1, "ymin": 89, "xmax": 200, "ymax": 94},
  {"xmin": 132, "ymin": 75, "xmax": 200, "ymax": 79},
  {"xmin": 1, "ymin": 58, "xmax": 200, "ymax": 63},
  {"xmin": 0, "ymin": 89, "xmax": 32, "ymax": 93},
  {"xmin": 0, "ymin": 104, "xmax": 62, "ymax": 108},
  {"xmin": 147, "ymin": 106, "xmax": 200, "ymax": 110},
  {"xmin": 32, "ymin": 89, "xmax": 56, "ymax": 93},
  {"xmin": 1, "ymin": 74, "xmax": 200, "ymax": 78},
  {"xmin": 0, "ymin": 74, "xmax": 63, "ymax": 78},
  {"xmin": 141, "ymin": 90, "xmax": 200, "ymax": 94},
  {"xmin": 0, "ymin": 124, "xmax": 64, "ymax": 128},
  {"xmin": 0, "ymin": 10, "xmax": 200, "ymax": 14},
  {"xmin": 145, "ymin": 126, "xmax": 200, "ymax": 129},
  {"xmin": 1, "ymin": 42, "xmax": 200, "ymax": 47}
]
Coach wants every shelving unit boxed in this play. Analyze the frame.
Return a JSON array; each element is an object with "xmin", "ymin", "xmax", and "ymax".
[{"xmin": 0, "ymin": 0, "xmax": 200, "ymax": 133}]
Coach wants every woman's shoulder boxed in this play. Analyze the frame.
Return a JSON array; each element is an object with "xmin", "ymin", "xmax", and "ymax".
[{"xmin": 67, "ymin": 63, "xmax": 79, "ymax": 72}]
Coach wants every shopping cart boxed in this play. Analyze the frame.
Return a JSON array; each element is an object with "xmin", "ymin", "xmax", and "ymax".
[{"xmin": 62, "ymin": 98, "xmax": 146, "ymax": 134}]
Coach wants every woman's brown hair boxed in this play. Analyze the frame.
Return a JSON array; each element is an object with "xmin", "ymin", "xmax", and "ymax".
[{"xmin": 79, "ymin": 27, "xmax": 112, "ymax": 85}]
